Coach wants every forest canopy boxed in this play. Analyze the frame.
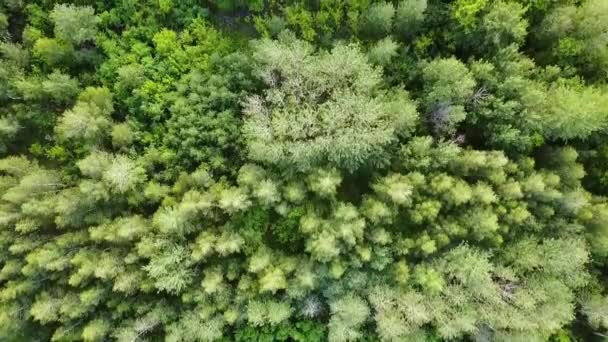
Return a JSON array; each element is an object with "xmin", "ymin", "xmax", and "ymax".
[{"xmin": 1, "ymin": 1, "xmax": 608, "ymax": 341}]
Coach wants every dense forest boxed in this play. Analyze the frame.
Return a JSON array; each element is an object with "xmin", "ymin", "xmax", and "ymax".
[{"xmin": 1, "ymin": 0, "xmax": 608, "ymax": 341}]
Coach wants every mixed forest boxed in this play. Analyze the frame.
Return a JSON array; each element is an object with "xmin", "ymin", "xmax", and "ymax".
[{"xmin": 1, "ymin": 0, "xmax": 608, "ymax": 341}]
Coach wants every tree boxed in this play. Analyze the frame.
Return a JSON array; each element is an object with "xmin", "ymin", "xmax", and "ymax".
[
  {"xmin": 32, "ymin": 38, "xmax": 74, "ymax": 66},
  {"xmin": 451, "ymin": 0, "xmax": 488, "ymax": 31},
  {"xmin": 421, "ymin": 57, "xmax": 476, "ymax": 136},
  {"xmin": 0, "ymin": 116, "xmax": 19, "ymax": 154},
  {"xmin": 581, "ymin": 293, "xmax": 608, "ymax": 331},
  {"xmin": 111, "ymin": 123, "xmax": 134, "ymax": 148},
  {"xmin": 163, "ymin": 53, "xmax": 253, "ymax": 174},
  {"xmin": 328, "ymin": 295, "xmax": 369, "ymax": 342},
  {"xmin": 247, "ymin": 300, "xmax": 292, "ymax": 326},
  {"xmin": 359, "ymin": 2, "xmax": 395, "ymax": 38},
  {"xmin": 394, "ymin": 0, "xmax": 427, "ymax": 37},
  {"xmin": 56, "ymin": 87, "xmax": 114, "ymax": 145},
  {"xmin": 243, "ymin": 33, "xmax": 418, "ymax": 172},
  {"xmin": 16, "ymin": 71, "xmax": 79, "ymax": 105},
  {"xmin": 50, "ymin": 4, "xmax": 99, "ymax": 45},
  {"xmin": 56, "ymin": 102, "xmax": 111, "ymax": 145},
  {"xmin": 138, "ymin": 237, "xmax": 194, "ymax": 294},
  {"xmin": 82, "ymin": 318, "xmax": 111, "ymax": 341},
  {"xmin": 480, "ymin": 1, "xmax": 528, "ymax": 48},
  {"xmin": 535, "ymin": 0, "xmax": 608, "ymax": 81},
  {"xmin": 368, "ymin": 286, "xmax": 431, "ymax": 340},
  {"xmin": 368, "ymin": 37, "xmax": 399, "ymax": 66},
  {"xmin": 102, "ymin": 155, "xmax": 146, "ymax": 194},
  {"xmin": 166, "ymin": 312, "xmax": 225, "ymax": 342},
  {"xmin": 541, "ymin": 83, "xmax": 608, "ymax": 140}
]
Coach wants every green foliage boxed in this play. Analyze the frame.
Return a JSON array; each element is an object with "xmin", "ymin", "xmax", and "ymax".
[
  {"xmin": 451, "ymin": 0, "xmax": 489, "ymax": 30},
  {"xmin": 368, "ymin": 37, "xmax": 399, "ymax": 66},
  {"xmin": 139, "ymin": 237, "xmax": 194, "ymax": 294},
  {"xmin": 244, "ymin": 33, "xmax": 418, "ymax": 172},
  {"xmin": 422, "ymin": 57, "xmax": 476, "ymax": 107},
  {"xmin": 535, "ymin": 0, "xmax": 608, "ymax": 80},
  {"xmin": 32, "ymin": 38, "xmax": 74, "ymax": 66},
  {"xmin": 166, "ymin": 312, "xmax": 225, "ymax": 342},
  {"xmin": 102, "ymin": 155, "xmax": 147, "ymax": 194},
  {"xmin": 481, "ymin": 1, "xmax": 528, "ymax": 48},
  {"xmin": 235, "ymin": 320, "xmax": 326, "ymax": 342},
  {"xmin": 359, "ymin": 2, "xmax": 395, "ymax": 38},
  {"xmin": 56, "ymin": 97, "xmax": 112, "ymax": 145},
  {"xmin": 111, "ymin": 123, "xmax": 134, "ymax": 148},
  {"xmin": 50, "ymin": 4, "xmax": 99, "ymax": 45},
  {"xmin": 1, "ymin": 1, "xmax": 608, "ymax": 341},
  {"xmin": 422, "ymin": 57, "xmax": 476, "ymax": 136},
  {"xmin": 370, "ymin": 240, "xmax": 589, "ymax": 341},
  {"xmin": 541, "ymin": 84, "xmax": 608, "ymax": 140},
  {"xmin": 16, "ymin": 70, "xmax": 79, "ymax": 105},
  {"xmin": 163, "ymin": 52, "xmax": 254, "ymax": 174},
  {"xmin": 581, "ymin": 293, "xmax": 608, "ymax": 330},
  {"xmin": 328, "ymin": 295, "xmax": 369, "ymax": 341},
  {"xmin": 394, "ymin": 0, "xmax": 427, "ymax": 37}
]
